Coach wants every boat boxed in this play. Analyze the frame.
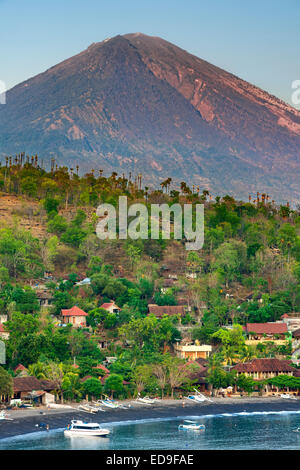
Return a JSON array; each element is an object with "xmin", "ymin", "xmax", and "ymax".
[
  {"xmin": 136, "ymin": 396, "xmax": 156, "ymax": 405},
  {"xmin": 78, "ymin": 404, "xmax": 100, "ymax": 414},
  {"xmin": 101, "ymin": 398, "xmax": 120, "ymax": 409},
  {"xmin": 293, "ymin": 427, "xmax": 300, "ymax": 433},
  {"xmin": 178, "ymin": 420, "xmax": 205, "ymax": 431},
  {"xmin": 185, "ymin": 390, "xmax": 213, "ymax": 403},
  {"xmin": 64, "ymin": 420, "xmax": 110, "ymax": 437},
  {"xmin": 0, "ymin": 410, "xmax": 13, "ymax": 421},
  {"xmin": 185, "ymin": 394, "xmax": 207, "ymax": 403},
  {"xmin": 280, "ymin": 393, "xmax": 297, "ymax": 400},
  {"xmin": 47, "ymin": 403, "xmax": 74, "ymax": 409}
]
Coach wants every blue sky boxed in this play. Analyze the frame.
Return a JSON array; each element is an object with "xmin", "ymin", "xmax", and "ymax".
[{"xmin": 1, "ymin": 0, "xmax": 299, "ymax": 106}]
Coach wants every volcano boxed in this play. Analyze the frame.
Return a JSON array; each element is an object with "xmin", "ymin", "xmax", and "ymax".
[{"xmin": 1, "ymin": 33, "xmax": 300, "ymax": 202}]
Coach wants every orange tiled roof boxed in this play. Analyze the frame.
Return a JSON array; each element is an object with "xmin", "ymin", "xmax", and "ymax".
[
  {"xmin": 93, "ymin": 364, "xmax": 110, "ymax": 374},
  {"xmin": 14, "ymin": 364, "xmax": 27, "ymax": 372},
  {"xmin": 100, "ymin": 302, "xmax": 120, "ymax": 310},
  {"xmin": 61, "ymin": 306, "xmax": 88, "ymax": 317}
]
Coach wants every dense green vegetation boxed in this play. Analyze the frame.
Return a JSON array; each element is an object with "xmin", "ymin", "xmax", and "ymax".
[{"xmin": 0, "ymin": 159, "xmax": 299, "ymax": 399}]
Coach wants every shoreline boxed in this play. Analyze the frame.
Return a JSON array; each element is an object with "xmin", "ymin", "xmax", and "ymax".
[{"xmin": 0, "ymin": 397, "xmax": 299, "ymax": 442}]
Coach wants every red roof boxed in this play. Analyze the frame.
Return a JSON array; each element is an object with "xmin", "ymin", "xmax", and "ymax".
[
  {"xmin": 99, "ymin": 374, "xmax": 110, "ymax": 384},
  {"xmin": 233, "ymin": 358, "xmax": 295, "ymax": 373},
  {"xmin": 61, "ymin": 306, "xmax": 88, "ymax": 317},
  {"xmin": 93, "ymin": 364, "xmax": 110, "ymax": 374},
  {"xmin": 0, "ymin": 323, "xmax": 6, "ymax": 332},
  {"xmin": 14, "ymin": 364, "xmax": 27, "ymax": 372},
  {"xmin": 281, "ymin": 314, "xmax": 289, "ymax": 318},
  {"xmin": 80, "ymin": 375, "xmax": 93, "ymax": 383},
  {"xmin": 100, "ymin": 302, "xmax": 120, "ymax": 310},
  {"xmin": 245, "ymin": 323, "xmax": 288, "ymax": 334}
]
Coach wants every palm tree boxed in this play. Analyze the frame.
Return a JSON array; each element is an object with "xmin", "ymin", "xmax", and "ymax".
[{"xmin": 28, "ymin": 362, "xmax": 48, "ymax": 380}]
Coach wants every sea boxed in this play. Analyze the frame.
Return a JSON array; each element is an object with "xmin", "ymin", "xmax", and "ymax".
[{"xmin": 0, "ymin": 410, "xmax": 300, "ymax": 450}]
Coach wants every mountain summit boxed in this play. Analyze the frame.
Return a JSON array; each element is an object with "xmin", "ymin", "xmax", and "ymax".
[{"xmin": 1, "ymin": 33, "xmax": 300, "ymax": 202}]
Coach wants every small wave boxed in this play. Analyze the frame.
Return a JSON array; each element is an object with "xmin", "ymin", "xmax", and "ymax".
[
  {"xmin": 103, "ymin": 409, "xmax": 300, "ymax": 427},
  {"xmin": 0, "ymin": 427, "xmax": 64, "ymax": 444}
]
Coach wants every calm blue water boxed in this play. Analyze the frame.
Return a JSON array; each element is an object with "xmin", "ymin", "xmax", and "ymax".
[{"xmin": 1, "ymin": 411, "xmax": 300, "ymax": 450}]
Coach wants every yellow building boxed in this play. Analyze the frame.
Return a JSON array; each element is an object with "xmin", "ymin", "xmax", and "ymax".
[{"xmin": 174, "ymin": 342, "xmax": 212, "ymax": 360}]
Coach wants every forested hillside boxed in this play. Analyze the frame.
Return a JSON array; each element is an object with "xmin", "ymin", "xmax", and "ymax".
[{"xmin": 0, "ymin": 157, "xmax": 299, "ymax": 399}]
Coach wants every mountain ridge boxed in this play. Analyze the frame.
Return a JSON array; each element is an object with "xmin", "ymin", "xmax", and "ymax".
[{"xmin": 1, "ymin": 33, "xmax": 300, "ymax": 202}]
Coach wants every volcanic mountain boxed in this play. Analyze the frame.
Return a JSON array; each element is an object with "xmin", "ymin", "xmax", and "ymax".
[{"xmin": 1, "ymin": 33, "xmax": 300, "ymax": 202}]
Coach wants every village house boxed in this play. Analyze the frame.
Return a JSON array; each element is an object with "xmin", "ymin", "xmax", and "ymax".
[
  {"xmin": 232, "ymin": 358, "xmax": 295, "ymax": 380},
  {"xmin": 281, "ymin": 312, "xmax": 300, "ymax": 319},
  {"xmin": 0, "ymin": 323, "xmax": 9, "ymax": 340},
  {"xmin": 36, "ymin": 289, "xmax": 54, "ymax": 309},
  {"xmin": 281, "ymin": 314, "xmax": 300, "ymax": 332},
  {"xmin": 100, "ymin": 301, "xmax": 121, "ymax": 314},
  {"xmin": 160, "ymin": 278, "xmax": 175, "ymax": 294},
  {"xmin": 14, "ymin": 364, "xmax": 28, "ymax": 376},
  {"xmin": 174, "ymin": 340, "xmax": 212, "ymax": 360},
  {"xmin": 184, "ymin": 358, "xmax": 209, "ymax": 393},
  {"xmin": 93, "ymin": 363, "xmax": 110, "ymax": 374},
  {"xmin": 292, "ymin": 328, "xmax": 300, "ymax": 340},
  {"xmin": 148, "ymin": 304, "xmax": 186, "ymax": 319},
  {"xmin": 9, "ymin": 376, "xmax": 56, "ymax": 405},
  {"xmin": 244, "ymin": 322, "xmax": 290, "ymax": 345},
  {"xmin": 0, "ymin": 314, "xmax": 7, "ymax": 324},
  {"xmin": 95, "ymin": 330, "xmax": 110, "ymax": 349},
  {"xmin": 61, "ymin": 305, "xmax": 88, "ymax": 328},
  {"xmin": 75, "ymin": 277, "xmax": 91, "ymax": 286}
]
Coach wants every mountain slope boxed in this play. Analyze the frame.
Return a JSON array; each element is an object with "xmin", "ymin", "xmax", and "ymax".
[{"xmin": 1, "ymin": 33, "xmax": 300, "ymax": 202}]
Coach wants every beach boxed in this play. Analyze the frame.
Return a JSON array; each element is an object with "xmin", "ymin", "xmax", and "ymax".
[{"xmin": 0, "ymin": 397, "xmax": 299, "ymax": 441}]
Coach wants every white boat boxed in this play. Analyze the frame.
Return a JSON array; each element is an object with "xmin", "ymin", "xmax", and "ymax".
[
  {"xmin": 64, "ymin": 420, "xmax": 110, "ymax": 437},
  {"xmin": 178, "ymin": 420, "xmax": 205, "ymax": 431},
  {"xmin": 0, "ymin": 410, "xmax": 13, "ymax": 421},
  {"xmin": 101, "ymin": 399, "xmax": 120, "ymax": 409},
  {"xmin": 78, "ymin": 404, "xmax": 100, "ymax": 414},
  {"xmin": 185, "ymin": 390, "xmax": 212, "ymax": 403},
  {"xmin": 136, "ymin": 396, "xmax": 156, "ymax": 405},
  {"xmin": 47, "ymin": 403, "xmax": 74, "ymax": 409},
  {"xmin": 280, "ymin": 393, "xmax": 297, "ymax": 400},
  {"xmin": 293, "ymin": 427, "xmax": 300, "ymax": 433}
]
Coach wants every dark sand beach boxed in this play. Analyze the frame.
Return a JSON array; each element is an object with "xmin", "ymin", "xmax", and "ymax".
[{"xmin": 0, "ymin": 397, "xmax": 299, "ymax": 441}]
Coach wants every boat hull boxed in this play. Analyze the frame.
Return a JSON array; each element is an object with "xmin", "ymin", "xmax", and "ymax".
[
  {"xmin": 64, "ymin": 429, "xmax": 110, "ymax": 437},
  {"xmin": 178, "ymin": 425, "xmax": 205, "ymax": 430}
]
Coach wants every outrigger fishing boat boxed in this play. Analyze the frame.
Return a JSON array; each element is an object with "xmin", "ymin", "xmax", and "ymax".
[
  {"xmin": 178, "ymin": 420, "xmax": 205, "ymax": 431},
  {"xmin": 0, "ymin": 410, "xmax": 13, "ymax": 421},
  {"xmin": 135, "ymin": 395, "xmax": 158, "ymax": 405},
  {"xmin": 64, "ymin": 420, "xmax": 110, "ymax": 437},
  {"xmin": 78, "ymin": 403, "xmax": 101, "ymax": 414},
  {"xmin": 280, "ymin": 393, "xmax": 297, "ymax": 400},
  {"xmin": 101, "ymin": 398, "xmax": 120, "ymax": 409},
  {"xmin": 185, "ymin": 389, "xmax": 213, "ymax": 403}
]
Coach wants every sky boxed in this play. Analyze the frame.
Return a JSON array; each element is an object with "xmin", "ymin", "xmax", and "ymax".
[{"xmin": 0, "ymin": 0, "xmax": 299, "ymax": 107}]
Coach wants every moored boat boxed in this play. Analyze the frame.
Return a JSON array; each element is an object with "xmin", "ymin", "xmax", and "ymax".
[
  {"xmin": 78, "ymin": 404, "xmax": 100, "ymax": 414},
  {"xmin": 178, "ymin": 420, "xmax": 205, "ymax": 431},
  {"xmin": 101, "ymin": 398, "xmax": 120, "ymax": 409},
  {"xmin": 280, "ymin": 393, "xmax": 297, "ymax": 400},
  {"xmin": 64, "ymin": 420, "xmax": 110, "ymax": 437},
  {"xmin": 0, "ymin": 410, "xmax": 13, "ymax": 421}
]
